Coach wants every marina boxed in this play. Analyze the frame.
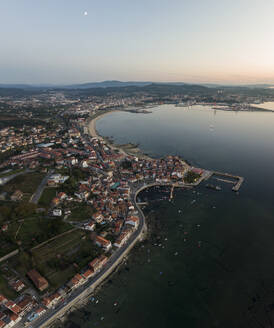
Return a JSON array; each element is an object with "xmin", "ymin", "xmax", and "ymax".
[{"xmin": 206, "ymin": 171, "xmax": 244, "ymax": 192}]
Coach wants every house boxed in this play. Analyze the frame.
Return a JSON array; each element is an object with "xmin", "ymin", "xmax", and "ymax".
[
  {"xmin": 53, "ymin": 209, "xmax": 62, "ymax": 217},
  {"xmin": 82, "ymin": 269, "xmax": 94, "ymax": 279},
  {"xmin": 1, "ymin": 224, "xmax": 8, "ymax": 232},
  {"xmin": 92, "ymin": 212, "xmax": 104, "ymax": 223},
  {"xmin": 52, "ymin": 197, "xmax": 60, "ymax": 206},
  {"xmin": 4, "ymin": 301, "xmax": 22, "ymax": 315},
  {"xmin": 16, "ymin": 295, "xmax": 34, "ymax": 316},
  {"xmin": 1, "ymin": 312, "xmax": 21, "ymax": 327},
  {"xmin": 57, "ymin": 192, "xmax": 67, "ymax": 200},
  {"xmin": 84, "ymin": 221, "xmax": 96, "ymax": 231},
  {"xmin": 35, "ymin": 307, "xmax": 46, "ymax": 316},
  {"xmin": 27, "ymin": 269, "xmax": 49, "ymax": 291},
  {"xmin": 67, "ymin": 273, "xmax": 85, "ymax": 290},
  {"xmin": 95, "ymin": 236, "xmax": 112, "ymax": 251},
  {"xmin": 42, "ymin": 292, "xmax": 61, "ymax": 308},
  {"xmin": 10, "ymin": 280, "xmax": 25, "ymax": 292},
  {"xmin": 125, "ymin": 216, "xmax": 139, "ymax": 229},
  {"xmin": 89, "ymin": 255, "xmax": 108, "ymax": 273},
  {"xmin": 10, "ymin": 190, "xmax": 23, "ymax": 201},
  {"xmin": 48, "ymin": 174, "xmax": 69, "ymax": 185},
  {"xmin": 114, "ymin": 229, "xmax": 132, "ymax": 248},
  {"xmin": 47, "ymin": 179, "xmax": 57, "ymax": 187},
  {"xmin": 81, "ymin": 160, "xmax": 89, "ymax": 168},
  {"xmin": 0, "ymin": 294, "xmax": 8, "ymax": 305}
]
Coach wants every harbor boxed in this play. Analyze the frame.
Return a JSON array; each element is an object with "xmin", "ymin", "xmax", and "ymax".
[{"xmin": 206, "ymin": 171, "xmax": 244, "ymax": 192}]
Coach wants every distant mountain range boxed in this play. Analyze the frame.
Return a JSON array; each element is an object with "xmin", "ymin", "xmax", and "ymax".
[
  {"xmin": 0, "ymin": 80, "xmax": 186, "ymax": 90},
  {"xmin": 0, "ymin": 80, "xmax": 273, "ymax": 90}
]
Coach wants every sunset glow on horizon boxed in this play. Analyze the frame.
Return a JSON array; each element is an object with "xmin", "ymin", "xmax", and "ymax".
[{"xmin": 0, "ymin": 0, "xmax": 274, "ymax": 84}]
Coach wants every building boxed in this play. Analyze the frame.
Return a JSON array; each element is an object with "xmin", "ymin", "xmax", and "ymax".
[
  {"xmin": 125, "ymin": 216, "xmax": 139, "ymax": 229},
  {"xmin": 10, "ymin": 280, "xmax": 25, "ymax": 292},
  {"xmin": 0, "ymin": 294, "xmax": 8, "ymax": 305},
  {"xmin": 16, "ymin": 295, "xmax": 34, "ymax": 316},
  {"xmin": 27, "ymin": 269, "xmax": 49, "ymax": 291},
  {"xmin": 42, "ymin": 292, "xmax": 61, "ymax": 308},
  {"xmin": 67, "ymin": 273, "xmax": 85, "ymax": 290},
  {"xmin": 4, "ymin": 301, "xmax": 22, "ymax": 315},
  {"xmin": 84, "ymin": 221, "xmax": 96, "ymax": 231},
  {"xmin": 10, "ymin": 190, "xmax": 23, "ymax": 201},
  {"xmin": 95, "ymin": 236, "xmax": 112, "ymax": 251},
  {"xmin": 89, "ymin": 255, "xmax": 108, "ymax": 273},
  {"xmin": 52, "ymin": 209, "xmax": 62, "ymax": 217},
  {"xmin": 82, "ymin": 269, "xmax": 94, "ymax": 279},
  {"xmin": 114, "ymin": 229, "xmax": 132, "ymax": 248}
]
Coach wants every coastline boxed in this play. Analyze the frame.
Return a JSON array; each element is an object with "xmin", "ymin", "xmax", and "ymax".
[
  {"xmin": 87, "ymin": 110, "xmax": 154, "ymax": 160},
  {"xmin": 88, "ymin": 110, "xmax": 118, "ymax": 140},
  {"xmin": 44, "ymin": 107, "xmax": 243, "ymax": 328}
]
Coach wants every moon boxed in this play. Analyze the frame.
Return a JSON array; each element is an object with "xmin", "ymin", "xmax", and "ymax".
[{"xmin": 84, "ymin": 11, "xmax": 88, "ymax": 16}]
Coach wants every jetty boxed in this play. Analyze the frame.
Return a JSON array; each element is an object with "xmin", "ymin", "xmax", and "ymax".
[
  {"xmin": 206, "ymin": 171, "xmax": 244, "ymax": 192},
  {"xmin": 170, "ymin": 185, "xmax": 175, "ymax": 200}
]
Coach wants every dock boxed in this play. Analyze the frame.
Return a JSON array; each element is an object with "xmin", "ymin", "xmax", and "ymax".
[
  {"xmin": 170, "ymin": 185, "xmax": 174, "ymax": 200},
  {"xmin": 232, "ymin": 176, "xmax": 244, "ymax": 191},
  {"xmin": 209, "ymin": 171, "xmax": 244, "ymax": 192}
]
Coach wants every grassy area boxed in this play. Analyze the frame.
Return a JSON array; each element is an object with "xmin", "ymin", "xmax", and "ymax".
[
  {"xmin": 5, "ymin": 217, "xmax": 72, "ymax": 249},
  {"xmin": 38, "ymin": 187, "xmax": 57, "ymax": 208},
  {"xmin": 29, "ymin": 229, "xmax": 100, "ymax": 290},
  {"xmin": 0, "ymin": 172, "xmax": 45, "ymax": 201},
  {"xmin": 0, "ymin": 237, "xmax": 17, "ymax": 257},
  {"xmin": 184, "ymin": 171, "xmax": 201, "ymax": 183},
  {"xmin": 69, "ymin": 203, "xmax": 94, "ymax": 222},
  {"xmin": 0, "ymin": 274, "xmax": 17, "ymax": 299}
]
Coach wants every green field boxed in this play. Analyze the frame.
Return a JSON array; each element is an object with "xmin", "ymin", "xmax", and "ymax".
[
  {"xmin": 69, "ymin": 203, "xmax": 94, "ymax": 222},
  {"xmin": 29, "ymin": 229, "xmax": 101, "ymax": 290},
  {"xmin": 0, "ymin": 273, "xmax": 17, "ymax": 299},
  {"xmin": 4, "ymin": 217, "xmax": 72, "ymax": 249},
  {"xmin": 0, "ymin": 172, "xmax": 45, "ymax": 201},
  {"xmin": 38, "ymin": 187, "xmax": 57, "ymax": 208}
]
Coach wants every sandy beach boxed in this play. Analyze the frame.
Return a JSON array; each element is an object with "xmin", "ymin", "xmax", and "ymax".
[
  {"xmin": 87, "ymin": 110, "xmax": 153, "ymax": 160},
  {"xmin": 88, "ymin": 110, "xmax": 117, "ymax": 139}
]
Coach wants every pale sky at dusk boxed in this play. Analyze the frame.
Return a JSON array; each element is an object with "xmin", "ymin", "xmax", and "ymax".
[{"xmin": 0, "ymin": 0, "xmax": 274, "ymax": 84}]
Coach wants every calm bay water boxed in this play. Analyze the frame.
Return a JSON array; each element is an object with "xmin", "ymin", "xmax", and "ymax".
[{"xmin": 63, "ymin": 105, "xmax": 274, "ymax": 328}]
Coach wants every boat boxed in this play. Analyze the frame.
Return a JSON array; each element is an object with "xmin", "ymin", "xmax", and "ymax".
[{"xmin": 206, "ymin": 184, "xmax": 221, "ymax": 191}]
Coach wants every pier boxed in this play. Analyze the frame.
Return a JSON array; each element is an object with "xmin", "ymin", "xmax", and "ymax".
[
  {"xmin": 137, "ymin": 201, "xmax": 149, "ymax": 206},
  {"xmin": 208, "ymin": 171, "xmax": 244, "ymax": 192},
  {"xmin": 170, "ymin": 185, "xmax": 174, "ymax": 200}
]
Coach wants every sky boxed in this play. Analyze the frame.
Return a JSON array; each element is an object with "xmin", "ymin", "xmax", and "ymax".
[{"xmin": 0, "ymin": 0, "xmax": 274, "ymax": 85}]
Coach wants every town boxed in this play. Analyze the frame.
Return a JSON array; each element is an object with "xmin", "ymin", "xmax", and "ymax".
[{"xmin": 0, "ymin": 84, "xmax": 253, "ymax": 328}]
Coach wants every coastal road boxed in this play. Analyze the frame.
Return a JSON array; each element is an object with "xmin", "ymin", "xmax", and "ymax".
[
  {"xmin": 18, "ymin": 186, "xmax": 146, "ymax": 328},
  {"xmin": 29, "ymin": 169, "xmax": 54, "ymax": 204}
]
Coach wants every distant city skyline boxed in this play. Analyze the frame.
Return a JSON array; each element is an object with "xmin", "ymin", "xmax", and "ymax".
[{"xmin": 1, "ymin": 0, "xmax": 274, "ymax": 84}]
